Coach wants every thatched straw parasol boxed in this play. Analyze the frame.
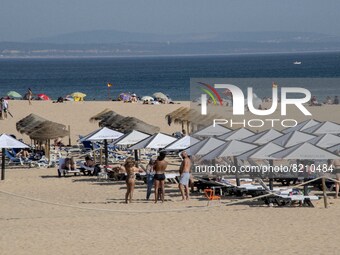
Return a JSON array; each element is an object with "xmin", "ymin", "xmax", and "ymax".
[
  {"xmin": 89, "ymin": 109, "xmax": 114, "ymax": 123},
  {"xmin": 16, "ymin": 114, "xmax": 47, "ymax": 134},
  {"xmin": 29, "ymin": 123, "xmax": 69, "ymax": 140}
]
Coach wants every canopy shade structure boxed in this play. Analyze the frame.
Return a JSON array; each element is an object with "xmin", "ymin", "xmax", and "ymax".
[
  {"xmin": 129, "ymin": 133, "xmax": 177, "ymax": 150},
  {"xmin": 85, "ymin": 127, "xmax": 124, "ymax": 141},
  {"xmin": 242, "ymin": 129, "xmax": 283, "ymax": 145},
  {"xmin": 186, "ymin": 137, "xmax": 226, "ymax": 156},
  {"xmin": 327, "ymin": 144, "xmax": 340, "ymax": 153},
  {"xmin": 308, "ymin": 134, "xmax": 340, "ymax": 148},
  {"xmin": 218, "ymin": 128, "xmax": 254, "ymax": 141},
  {"xmin": 200, "ymin": 140, "xmax": 258, "ymax": 161},
  {"xmin": 7, "ymin": 91, "xmax": 22, "ymax": 99},
  {"xmin": 271, "ymin": 130, "xmax": 316, "ymax": 148},
  {"xmin": 153, "ymin": 92, "xmax": 168, "ymax": 100},
  {"xmin": 163, "ymin": 135, "xmax": 200, "ymax": 151},
  {"xmin": 141, "ymin": 96, "xmax": 154, "ymax": 101},
  {"xmin": 237, "ymin": 142, "xmax": 285, "ymax": 160},
  {"xmin": 0, "ymin": 134, "xmax": 29, "ymax": 180},
  {"xmin": 282, "ymin": 119, "xmax": 320, "ymax": 134},
  {"xmin": 112, "ymin": 130, "xmax": 151, "ymax": 146},
  {"xmin": 192, "ymin": 124, "xmax": 231, "ymax": 137},
  {"xmin": 303, "ymin": 121, "xmax": 340, "ymax": 134},
  {"xmin": 269, "ymin": 142, "xmax": 340, "ymax": 160}
]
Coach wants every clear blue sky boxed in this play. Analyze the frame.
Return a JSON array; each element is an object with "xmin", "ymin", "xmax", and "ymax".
[{"xmin": 1, "ymin": 0, "xmax": 340, "ymax": 41}]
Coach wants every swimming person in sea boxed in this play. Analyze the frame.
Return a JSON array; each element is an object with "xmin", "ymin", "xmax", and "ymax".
[
  {"xmin": 178, "ymin": 151, "xmax": 191, "ymax": 201},
  {"xmin": 153, "ymin": 151, "xmax": 168, "ymax": 203}
]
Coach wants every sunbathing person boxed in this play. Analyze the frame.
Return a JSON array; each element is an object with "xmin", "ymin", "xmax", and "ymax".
[
  {"xmin": 124, "ymin": 157, "xmax": 140, "ymax": 204},
  {"xmin": 153, "ymin": 151, "xmax": 168, "ymax": 203},
  {"xmin": 16, "ymin": 148, "xmax": 30, "ymax": 160},
  {"xmin": 62, "ymin": 157, "xmax": 76, "ymax": 170}
]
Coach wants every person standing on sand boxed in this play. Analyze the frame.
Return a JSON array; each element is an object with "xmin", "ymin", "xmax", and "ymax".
[
  {"xmin": 1, "ymin": 98, "xmax": 9, "ymax": 119},
  {"xmin": 178, "ymin": 151, "xmax": 191, "ymax": 201},
  {"xmin": 124, "ymin": 157, "xmax": 140, "ymax": 204},
  {"xmin": 153, "ymin": 151, "xmax": 168, "ymax": 203},
  {"xmin": 331, "ymin": 151, "xmax": 340, "ymax": 198},
  {"xmin": 27, "ymin": 88, "xmax": 33, "ymax": 105}
]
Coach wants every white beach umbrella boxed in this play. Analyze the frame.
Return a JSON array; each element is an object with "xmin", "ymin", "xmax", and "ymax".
[
  {"xmin": 237, "ymin": 142, "xmax": 284, "ymax": 160},
  {"xmin": 192, "ymin": 124, "xmax": 231, "ymax": 138},
  {"xmin": 141, "ymin": 96, "xmax": 154, "ymax": 101},
  {"xmin": 112, "ymin": 130, "xmax": 150, "ymax": 146},
  {"xmin": 129, "ymin": 133, "xmax": 177, "ymax": 150},
  {"xmin": 200, "ymin": 140, "xmax": 257, "ymax": 161},
  {"xmin": 186, "ymin": 137, "xmax": 226, "ymax": 156},
  {"xmin": 242, "ymin": 129, "xmax": 283, "ymax": 145},
  {"xmin": 271, "ymin": 130, "xmax": 316, "ymax": 147},
  {"xmin": 153, "ymin": 92, "xmax": 168, "ymax": 100},
  {"xmin": 163, "ymin": 135, "xmax": 200, "ymax": 151},
  {"xmin": 0, "ymin": 134, "xmax": 29, "ymax": 180},
  {"xmin": 84, "ymin": 127, "xmax": 124, "ymax": 166},
  {"xmin": 303, "ymin": 121, "xmax": 340, "ymax": 134},
  {"xmin": 218, "ymin": 128, "xmax": 254, "ymax": 141},
  {"xmin": 308, "ymin": 134, "xmax": 340, "ymax": 148},
  {"xmin": 282, "ymin": 119, "xmax": 320, "ymax": 134},
  {"xmin": 327, "ymin": 144, "xmax": 340, "ymax": 153},
  {"xmin": 269, "ymin": 142, "xmax": 340, "ymax": 160}
]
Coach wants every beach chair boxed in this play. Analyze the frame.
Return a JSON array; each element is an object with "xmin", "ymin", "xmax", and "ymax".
[
  {"xmin": 204, "ymin": 189, "xmax": 221, "ymax": 206},
  {"xmin": 257, "ymin": 179, "xmax": 319, "ymax": 207},
  {"xmin": 5, "ymin": 150, "xmax": 23, "ymax": 165},
  {"xmin": 57, "ymin": 158, "xmax": 81, "ymax": 177}
]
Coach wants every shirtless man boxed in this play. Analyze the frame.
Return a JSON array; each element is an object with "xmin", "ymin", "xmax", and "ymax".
[
  {"xmin": 153, "ymin": 151, "xmax": 168, "ymax": 203},
  {"xmin": 179, "ymin": 151, "xmax": 191, "ymax": 201},
  {"xmin": 332, "ymin": 151, "xmax": 340, "ymax": 198}
]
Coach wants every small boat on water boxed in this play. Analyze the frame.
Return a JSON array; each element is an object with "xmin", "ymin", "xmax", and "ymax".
[{"xmin": 293, "ymin": 61, "xmax": 302, "ymax": 65}]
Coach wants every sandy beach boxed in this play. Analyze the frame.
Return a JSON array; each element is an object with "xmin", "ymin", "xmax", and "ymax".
[{"xmin": 0, "ymin": 100, "xmax": 340, "ymax": 255}]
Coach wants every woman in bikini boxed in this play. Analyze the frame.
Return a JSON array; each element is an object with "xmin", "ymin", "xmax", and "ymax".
[
  {"xmin": 124, "ymin": 157, "xmax": 140, "ymax": 204},
  {"xmin": 153, "ymin": 151, "xmax": 168, "ymax": 203}
]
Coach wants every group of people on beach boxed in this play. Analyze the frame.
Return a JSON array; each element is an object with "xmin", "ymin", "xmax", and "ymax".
[{"xmin": 124, "ymin": 150, "xmax": 192, "ymax": 204}]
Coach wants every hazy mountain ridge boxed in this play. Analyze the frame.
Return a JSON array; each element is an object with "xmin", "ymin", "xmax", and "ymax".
[{"xmin": 1, "ymin": 31, "xmax": 340, "ymax": 57}]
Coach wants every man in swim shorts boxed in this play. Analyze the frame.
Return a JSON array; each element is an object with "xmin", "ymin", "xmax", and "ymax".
[{"xmin": 179, "ymin": 151, "xmax": 191, "ymax": 201}]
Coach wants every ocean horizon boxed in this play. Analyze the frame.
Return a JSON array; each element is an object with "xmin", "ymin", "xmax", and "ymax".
[{"xmin": 1, "ymin": 51, "xmax": 340, "ymax": 101}]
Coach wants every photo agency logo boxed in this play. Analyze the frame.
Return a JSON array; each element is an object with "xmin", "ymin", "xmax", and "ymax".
[{"xmin": 197, "ymin": 81, "xmax": 312, "ymax": 129}]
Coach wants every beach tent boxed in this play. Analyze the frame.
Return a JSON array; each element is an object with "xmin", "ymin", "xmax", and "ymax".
[
  {"xmin": 282, "ymin": 119, "xmax": 320, "ymax": 134},
  {"xmin": 0, "ymin": 134, "xmax": 29, "ymax": 180},
  {"xmin": 218, "ymin": 128, "xmax": 254, "ymax": 141},
  {"xmin": 71, "ymin": 92, "xmax": 86, "ymax": 102},
  {"xmin": 192, "ymin": 124, "xmax": 231, "ymax": 137},
  {"xmin": 7, "ymin": 91, "xmax": 22, "ymax": 99},
  {"xmin": 269, "ymin": 142, "xmax": 339, "ymax": 160},
  {"xmin": 303, "ymin": 121, "xmax": 340, "ymax": 134},
  {"xmin": 37, "ymin": 94, "xmax": 50, "ymax": 101},
  {"xmin": 153, "ymin": 92, "xmax": 168, "ymax": 101},
  {"xmin": 200, "ymin": 140, "xmax": 258, "ymax": 161},
  {"xmin": 118, "ymin": 93, "xmax": 132, "ymax": 102},
  {"xmin": 163, "ymin": 135, "xmax": 200, "ymax": 151},
  {"xmin": 271, "ymin": 130, "xmax": 316, "ymax": 147},
  {"xmin": 308, "ymin": 134, "xmax": 340, "ymax": 148},
  {"xmin": 242, "ymin": 129, "xmax": 283, "ymax": 145},
  {"xmin": 129, "ymin": 133, "xmax": 177, "ymax": 150},
  {"xmin": 186, "ymin": 137, "xmax": 226, "ymax": 156},
  {"xmin": 85, "ymin": 127, "xmax": 124, "ymax": 166},
  {"xmin": 237, "ymin": 142, "xmax": 284, "ymax": 161},
  {"xmin": 141, "ymin": 96, "xmax": 154, "ymax": 102},
  {"xmin": 113, "ymin": 130, "xmax": 151, "ymax": 146}
]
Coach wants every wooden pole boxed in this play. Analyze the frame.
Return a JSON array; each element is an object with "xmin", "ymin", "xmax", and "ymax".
[
  {"xmin": 234, "ymin": 156, "xmax": 240, "ymax": 187},
  {"xmin": 269, "ymin": 159, "xmax": 274, "ymax": 190},
  {"xmin": 1, "ymin": 148, "xmax": 5, "ymax": 180},
  {"xmin": 322, "ymin": 177, "xmax": 328, "ymax": 209},
  {"xmin": 68, "ymin": 125, "xmax": 71, "ymax": 146},
  {"xmin": 100, "ymin": 147, "xmax": 103, "ymax": 165},
  {"xmin": 104, "ymin": 139, "xmax": 108, "ymax": 168}
]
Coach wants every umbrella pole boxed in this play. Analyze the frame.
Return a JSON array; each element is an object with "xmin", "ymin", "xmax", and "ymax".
[
  {"xmin": 104, "ymin": 139, "xmax": 108, "ymax": 169},
  {"xmin": 134, "ymin": 150, "xmax": 139, "ymax": 166},
  {"xmin": 1, "ymin": 148, "xmax": 5, "ymax": 180},
  {"xmin": 269, "ymin": 160, "xmax": 274, "ymax": 190},
  {"xmin": 234, "ymin": 156, "xmax": 241, "ymax": 187},
  {"xmin": 68, "ymin": 125, "xmax": 71, "ymax": 146}
]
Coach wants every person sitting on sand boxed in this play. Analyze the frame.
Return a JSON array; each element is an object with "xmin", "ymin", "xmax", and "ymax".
[
  {"xmin": 334, "ymin": 96, "xmax": 339, "ymax": 105},
  {"xmin": 310, "ymin": 96, "xmax": 321, "ymax": 106},
  {"xmin": 62, "ymin": 157, "xmax": 76, "ymax": 170},
  {"xmin": 178, "ymin": 151, "xmax": 191, "ymax": 201},
  {"xmin": 153, "ymin": 151, "xmax": 168, "ymax": 203},
  {"xmin": 124, "ymin": 157, "xmax": 141, "ymax": 204}
]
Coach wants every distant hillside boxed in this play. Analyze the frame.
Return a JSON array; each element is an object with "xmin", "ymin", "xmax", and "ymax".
[{"xmin": 27, "ymin": 30, "xmax": 340, "ymax": 44}]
